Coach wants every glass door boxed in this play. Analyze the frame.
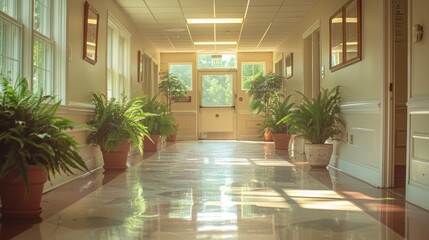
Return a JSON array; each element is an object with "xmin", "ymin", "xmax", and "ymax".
[{"xmin": 198, "ymin": 72, "xmax": 236, "ymax": 139}]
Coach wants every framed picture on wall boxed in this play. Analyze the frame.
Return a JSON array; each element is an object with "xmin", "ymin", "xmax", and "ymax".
[
  {"xmin": 329, "ymin": 0, "xmax": 361, "ymax": 71},
  {"xmin": 285, "ymin": 53, "xmax": 293, "ymax": 79},
  {"xmin": 83, "ymin": 1, "xmax": 99, "ymax": 65},
  {"xmin": 138, "ymin": 50, "xmax": 143, "ymax": 82}
]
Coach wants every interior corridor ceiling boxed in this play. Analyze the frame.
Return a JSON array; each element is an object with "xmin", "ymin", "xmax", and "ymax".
[{"xmin": 114, "ymin": 0, "xmax": 318, "ymax": 52}]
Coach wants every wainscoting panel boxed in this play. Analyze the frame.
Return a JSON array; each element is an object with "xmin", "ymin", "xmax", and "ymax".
[
  {"xmin": 172, "ymin": 111, "xmax": 197, "ymax": 140},
  {"xmin": 407, "ymin": 106, "xmax": 429, "ymax": 209},
  {"xmin": 44, "ymin": 103, "xmax": 103, "ymax": 192},
  {"xmin": 237, "ymin": 112, "xmax": 264, "ymax": 140},
  {"xmin": 336, "ymin": 101, "xmax": 382, "ymax": 187}
]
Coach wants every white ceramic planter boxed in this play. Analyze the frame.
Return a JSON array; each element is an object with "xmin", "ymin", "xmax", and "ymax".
[{"xmin": 304, "ymin": 144, "xmax": 333, "ymax": 168}]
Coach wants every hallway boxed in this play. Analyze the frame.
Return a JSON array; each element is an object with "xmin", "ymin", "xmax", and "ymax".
[{"xmin": 2, "ymin": 141, "xmax": 427, "ymax": 239}]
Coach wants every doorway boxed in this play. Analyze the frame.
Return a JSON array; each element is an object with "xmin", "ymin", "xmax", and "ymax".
[
  {"xmin": 197, "ymin": 71, "xmax": 237, "ymax": 140},
  {"xmin": 303, "ymin": 23, "xmax": 320, "ymax": 98},
  {"xmin": 386, "ymin": 0, "xmax": 408, "ymax": 196}
]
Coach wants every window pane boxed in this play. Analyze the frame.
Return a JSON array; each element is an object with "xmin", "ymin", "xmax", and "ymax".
[
  {"xmin": 0, "ymin": 0, "xmax": 17, "ymax": 18},
  {"xmin": 198, "ymin": 54, "xmax": 236, "ymax": 69},
  {"xmin": 0, "ymin": 17, "xmax": 21, "ymax": 80},
  {"xmin": 201, "ymin": 74, "xmax": 234, "ymax": 107},
  {"xmin": 242, "ymin": 63, "xmax": 264, "ymax": 90},
  {"xmin": 34, "ymin": 0, "xmax": 50, "ymax": 36},
  {"xmin": 33, "ymin": 36, "xmax": 53, "ymax": 94},
  {"xmin": 169, "ymin": 64, "xmax": 192, "ymax": 90}
]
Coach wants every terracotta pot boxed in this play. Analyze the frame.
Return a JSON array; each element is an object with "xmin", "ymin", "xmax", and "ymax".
[
  {"xmin": 144, "ymin": 134, "xmax": 160, "ymax": 151},
  {"xmin": 272, "ymin": 133, "xmax": 291, "ymax": 150},
  {"xmin": 304, "ymin": 144, "xmax": 333, "ymax": 168},
  {"xmin": 167, "ymin": 132, "xmax": 176, "ymax": 142},
  {"xmin": 101, "ymin": 142, "xmax": 131, "ymax": 170},
  {"xmin": 167, "ymin": 125, "xmax": 178, "ymax": 142},
  {"xmin": 0, "ymin": 165, "xmax": 48, "ymax": 219},
  {"xmin": 263, "ymin": 129, "xmax": 273, "ymax": 141}
]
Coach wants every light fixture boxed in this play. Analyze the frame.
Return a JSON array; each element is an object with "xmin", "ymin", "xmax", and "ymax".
[
  {"xmin": 186, "ymin": 18, "xmax": 243, "ymax": 24},
  {"xmin": 194, "ymin": 41, "xmax": 237, "ymax": 45}
]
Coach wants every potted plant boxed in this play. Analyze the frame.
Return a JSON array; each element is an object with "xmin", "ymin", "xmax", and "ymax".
[
  {"xmin": 0, "ymin": 76, "xmax": 88, "ymax": 218},
  {"xmin": 283, "ymin": 86, "xmax": 345, "ymax": 168},
  {"xmin": 247, "ymin": 72, "xmax": 284, "ymax": 141},
  {"xmin": 263, "ymin": 95, "xmax": 294, "ymax": 150},
  {"xmin": 86, "ymin": 93, "xmax": 150, "ymax": 169},
  {"xmin": 158, "ymin": 71, "xmax": 188, "ymax": 141},
  {"xmin": 141, "ymin": 95, "xmax": 176, "ymax": 151}
]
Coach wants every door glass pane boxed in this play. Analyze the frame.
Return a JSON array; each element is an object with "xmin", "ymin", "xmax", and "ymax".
[{"xmin": 201, "ymin": 74, "xmax": 234, "ymax": 107}]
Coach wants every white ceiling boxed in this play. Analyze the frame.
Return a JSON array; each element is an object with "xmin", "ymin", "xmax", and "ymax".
[{"xmin": 114, "ymin": 0, "xmax": 318, "ymax": 52}]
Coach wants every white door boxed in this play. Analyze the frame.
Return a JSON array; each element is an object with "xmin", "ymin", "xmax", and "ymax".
[
  {"xmin": 406, "ymin": 0, "xmax": 429, "ymax": 209},
  {"xmin": 198, "ymin": 72, "xmax": 236, "ymax": 139}
]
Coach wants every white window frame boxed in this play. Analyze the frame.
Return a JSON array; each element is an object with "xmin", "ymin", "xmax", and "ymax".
[
  {"xmin": 0, "ymin": 12, "xmax": 22, "ymax": 81},
  {"xmin": 107, "ymin": 12, "xmax": 131, "ymax": 99},
  {"xmin": 1, "ymin": 0, "xmax": 66, "ymax": 101},
  {"xmin": 169, "ymin": 62, "xmax": 193, "ymax": 91},
  {"xmin": 241, "ymin": 62, "xmax": 265, "ymax": 91}
]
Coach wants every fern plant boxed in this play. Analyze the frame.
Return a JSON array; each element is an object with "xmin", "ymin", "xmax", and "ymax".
[
  {"xmin": 282, "ymin": 86, "xmax": 345, "ymax": 144},
  {"xmin": 141, "ymin": 95, "xmax": 176, "ymax": 137},
  {"xmin": 262, "ymin": 95, "xmax": 294, "ymax": 134},
  {"xmin": 86, "ymin": 93, "xmax": 149, "ymax": 154},
  {"xmin": 0, "ymin": 76, "xmax": 88, "ymax": 192}
]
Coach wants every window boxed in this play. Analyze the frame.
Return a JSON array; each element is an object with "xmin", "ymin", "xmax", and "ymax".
[
  {"xmin": 0, "ymin": 0, "xmax": 17, "ymax": 18},
  {"xmin": 1, "ymin": 0, "xmax": 65, "ymax": 98},
  {"xmin": 0, "ymin": 16, "xmax": 21, "ymax": 80},
  {"xmin": 198, "ymin": 54, "xmax": 236, "ymax": 69},
  {"xmin": 201, "ymin": 74, "xmax": 234, "ymax": 107},
  {"xmin": 241, "ymin": 63, "xmax": 265, "ymax": 90},
  {"xmin": 107, "ymin": 13, "xmax": 130, "ymax": 99},
  {"xmin": 169, "ymin": 63, "xmax": 192, "ymax": 90},
  {"xmin": 33, "ymin": 0, "xmax": 53, "ymax": 94}
]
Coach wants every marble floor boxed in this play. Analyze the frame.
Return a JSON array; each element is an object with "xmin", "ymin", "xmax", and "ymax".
[{"xmin": 1, "ymin": 141, "xmax": 428, "ymax": 240}]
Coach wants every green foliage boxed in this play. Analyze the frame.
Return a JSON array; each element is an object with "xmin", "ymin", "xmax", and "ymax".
[
  {"xmin": 242, "ymin": 63, "xmax": 264, "ymax": 90},
  {"xmin": 0, "ymin": 75, "xmax": 88, "ymax": 193},
  {"xmin": 86, "ymin": 93, "xmax": 150, "ymax": 154},
  {"xmin": 282, "ymin": 86, "xmax": 345, "ymax": 144},
  {"xmin": 169, "ymin": 64, "xmax": 192, "ymax": 90},
  {"xmin": 263, "ymin": 95, "xmax": 294, "ymax": 134},
  {"xmin": 201, "ymin": 74, "xmax": 233, "ymax": 106},
  {"xmin": 141, "ymin": 95, "xmax": 176, "ymax": 137},
  {"xmin": 158, "ymin": 71, "xmax": 188, "ymax": 115},
  {"xmin": 247, "ymin": 72, "xmax": 284, "ymax": 115}
]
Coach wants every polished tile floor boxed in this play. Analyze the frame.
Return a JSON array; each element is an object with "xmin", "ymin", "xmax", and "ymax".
[{"xmin": 1, "ymin": 141, "xmax": 428, "ymax": 239}]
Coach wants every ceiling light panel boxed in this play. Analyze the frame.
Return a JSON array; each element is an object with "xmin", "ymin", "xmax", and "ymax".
[
  {"xmin": 186, "ymin": 18, "xmax": 243, "ymax": 24},
  {"xmin": 194, "ymin": 41, "xmax": 237, "ymax": 45}
]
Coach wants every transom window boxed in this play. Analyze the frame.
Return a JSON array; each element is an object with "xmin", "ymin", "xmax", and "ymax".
[{"xmin": 198, "ymin": 54, "xmax": 237, "ymax": 69}]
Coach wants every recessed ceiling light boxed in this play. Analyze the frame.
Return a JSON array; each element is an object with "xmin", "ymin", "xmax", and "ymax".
[
  {"xmin": 194, "ymin": 41, "xmax": 237, "ymax": 45},
  {"xmin": 187, "ymin": 18, "xmax": 243, "ymax": 24}
]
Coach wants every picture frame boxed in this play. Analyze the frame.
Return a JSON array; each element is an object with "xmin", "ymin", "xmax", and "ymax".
[
  {"xmin": 83, "ymin": 1, "xmax": 99, "ymax": 65},
  {"xmin": 329, "ymin": 0, "xmax": 361, "ymax": 71},
  {"xmin": 285, "ymin": 53, "xmax": 293, "ymax": 79},
  {"xmin": 137, "ymin": 50, "xmax": 143, "ymax": 82}
]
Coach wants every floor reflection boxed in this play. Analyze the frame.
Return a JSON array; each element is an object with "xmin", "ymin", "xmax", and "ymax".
[{"xmin": 6, "ymin": 141, "xmax": 426, "ymax": 239}]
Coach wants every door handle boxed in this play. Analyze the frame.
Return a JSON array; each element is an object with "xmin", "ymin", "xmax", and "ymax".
[{"xmin": 215, "ymin": 114, "xmax": 219, "ymax": 118}]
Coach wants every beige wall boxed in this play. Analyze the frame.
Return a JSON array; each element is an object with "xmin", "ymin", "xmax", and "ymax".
[
  {"xmin": 67, "ymin": 0, "xmax": 159, "ymax": 104},
  {"xmin": 46, "ymin": 0, "xmax": 160, "ymax": 191},
  {"xmin": 275, "ymin": 0, "xmax": 386, "ymax": 186}
]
